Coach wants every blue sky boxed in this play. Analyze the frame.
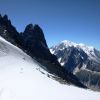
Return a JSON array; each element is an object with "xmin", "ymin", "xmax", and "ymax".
[{"xmin": 0, "ymin": 0, "xmax": 100, "ymax": 49}]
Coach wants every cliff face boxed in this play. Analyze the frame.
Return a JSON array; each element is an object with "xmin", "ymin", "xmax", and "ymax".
[
  {"xmin": 20, "ymin": 24, "xmax": 59, "ymax": 65},
  {"xmin": 0, "ymin": 14, "xmax": 21, "ymax": 47}
]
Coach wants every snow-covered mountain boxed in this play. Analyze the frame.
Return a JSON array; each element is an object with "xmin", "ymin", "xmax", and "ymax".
[
  {"xmin": 50, "ymin": 40, "xmax": 100, "ymax": 91},
  {"xmin": 0, "ymin": 35, "xmax": 100, "ymax": 100},
  {"xmin": 0, "ymin": 14, "xmax": 88, "ymax": 88},
  {"xmin": 50, "ymin": 40, "xmax": 100, "ymax": 62}
]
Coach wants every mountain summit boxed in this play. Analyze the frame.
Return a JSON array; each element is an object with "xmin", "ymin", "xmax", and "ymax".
[{"xmin": 50, "ymin": 40, "xmax": 100, "ymax": 91}]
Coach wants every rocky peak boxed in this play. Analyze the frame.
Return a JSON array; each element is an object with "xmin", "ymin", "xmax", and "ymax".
[
  {"xmin": 0, "ymin": 14, "xmax": 21, "ymax": 47},
  {"xmin": 23, "ymin": 24, "xmax": 48, "ymax": 47},
  {"xmin": 3, "ymin": 15, "xmax": 8, "ymax": 21},
  {"xmin": 0, "ymin": 14, "xmax": 11, "ymax": 26},
  {"xmin": 24, "ymin": 24, "xmax": 34, "ymax": 33}
]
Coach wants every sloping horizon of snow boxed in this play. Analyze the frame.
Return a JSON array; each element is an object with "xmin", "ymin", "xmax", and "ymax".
[{"xmin": 0, "ymin": 36, "xmax": 100, "ymax": 100}]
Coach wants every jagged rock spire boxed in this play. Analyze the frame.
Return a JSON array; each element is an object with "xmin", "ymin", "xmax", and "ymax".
[
  {"xmin": 24, "ymin": 23, "xmax": 34, "ymax": 33},
  {"xmin": 0, "ymin": 14, "xmax": 21, "ymax": 46},
  {"xmin": 3, "ymin": 14, "xmax": 8, "ymax": 21},
  {"xmin": 23, "ymin": 23, "xmax": 48, "ymax": 47}
]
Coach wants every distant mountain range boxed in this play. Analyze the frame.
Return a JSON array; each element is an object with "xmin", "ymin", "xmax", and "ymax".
[
  {"xmin": 0, "ymin": 14, "xmax": 86, "ymax": 89},
  {"xmin": 50, "ymin": 40, "xmax": 100, "ymax": 91}
]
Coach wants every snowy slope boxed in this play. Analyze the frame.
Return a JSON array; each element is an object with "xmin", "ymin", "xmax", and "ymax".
[{"xmin": 0, "ymin": 37, "xmax": 100, "ymax": 100}]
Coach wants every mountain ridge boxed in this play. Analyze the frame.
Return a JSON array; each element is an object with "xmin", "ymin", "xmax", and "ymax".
[
  {"xmin": 50, "ymin": 40, "xmax": 100, "ymax": 91},
  {"xmin": 50, "ymin": 40, "xmax": 100, "ymax": 64}
]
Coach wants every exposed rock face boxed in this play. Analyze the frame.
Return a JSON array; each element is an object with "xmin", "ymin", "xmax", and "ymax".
[
  {"xmin": 0, "ymin": 14, "xmax": 21, "ymax": 47},
  {"xmin": 20, "ymin": 24, "xmax": 59, "ymax": 65},
  {"xmin": 0, "ymin": 15, "xmax": 58, "ymax": 65}
]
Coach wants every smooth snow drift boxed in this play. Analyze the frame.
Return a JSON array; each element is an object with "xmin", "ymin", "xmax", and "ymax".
[{"xmin": 0, "ymin": 37, "xmax": 100, "ymax": 100}]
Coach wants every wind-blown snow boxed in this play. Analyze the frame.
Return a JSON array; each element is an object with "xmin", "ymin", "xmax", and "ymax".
[{"xmin": 0, "ymin": 36, "xmax": 100, "ymax": 100}]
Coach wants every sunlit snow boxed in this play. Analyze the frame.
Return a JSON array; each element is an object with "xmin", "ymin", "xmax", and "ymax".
[{"xmin": 0, "ymin": 37, "xmax": 100, "ymax": 100}]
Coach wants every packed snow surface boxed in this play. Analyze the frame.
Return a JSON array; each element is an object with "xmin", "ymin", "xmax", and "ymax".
[{"xmin": 0, "ymin": 37, "xmax": 100, "ymax": 100}]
